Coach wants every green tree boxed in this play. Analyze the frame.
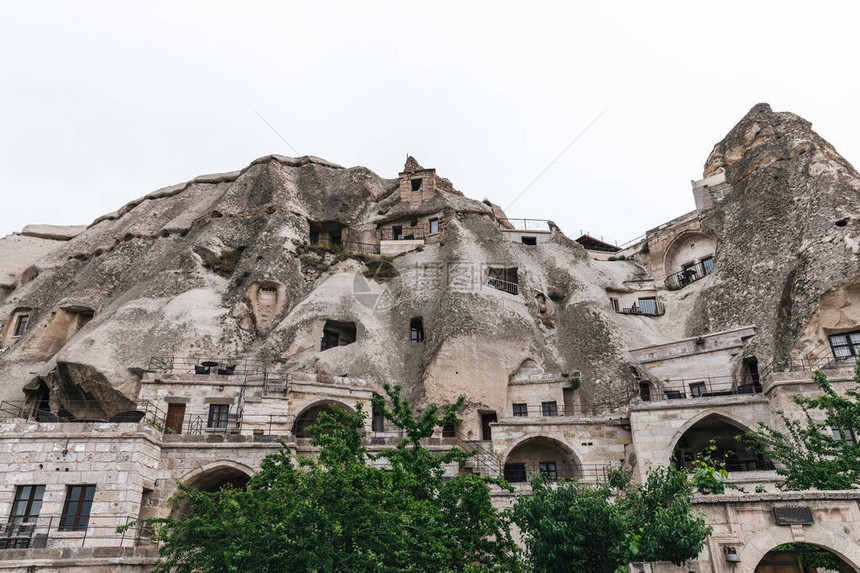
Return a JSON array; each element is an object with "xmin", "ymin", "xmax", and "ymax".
[
  {"xmin": 513, "ymin": 465, "xmax": 711, "ymax": 572},
  {"xmin": 743, "ymin": 360, "xmax": 860, "ymax": 490},
  {"xmin": 125, "ymin": 385, "xmax": 521, "ymax": 572}
]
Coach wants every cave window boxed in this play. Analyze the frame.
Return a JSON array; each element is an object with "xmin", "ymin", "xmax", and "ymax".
[
  {"xmin": 638, "ymin": 297, "xmax": 658, "ymax": 315},
  {"xmin": 429, "ymin": 218, "xmax": 439, "ymax": 235},
  {"xmin": 410, "ymin": 317, "xmax": 424, "ymax": 343},
  {"xmin": 609, "ymin": 297, "xmax": 619, "ymax": 312},
  {"xmin": 393, "ymin": 226, "xmax": 403, "ymax": 240},
  {"xmin": 486, "ymin": 267, "xmax": 519, "ymax": 295},
  {"xmin": 541, "ymin": 401, "xmax": 558, "ymax": 417},
  {"xmin": 503, "ymin": 463, "xmax": 527, "ymax": 483},
  {"xmin": 442, "ymin": 421, "xmax": 457, "ymax": 438},
  {"xmin": 521, "ymin": 236, "xmax": 537, "ymax": 246},
  {"xmin": 829, "ymin": 331, "xmax": 860, "ymax": 360},
  {"xmin": 701, "ymin": 256, "xmax": 715, "ymax": 275},
  {"xmin": 13, "ymin": 315, "xmax": 29, "ymax": 337},
  {"xmin": 411, "ymin": 178, "xmax": 423, "ymax": 192},
  {"xmin": 77, "ymin": 311, "xmax": 94, "ymax": 329},
  {"xmin": 538, "ymin": 461, "xmax": 558, "ymax": 480},
  {"xmin": 638, "ymin": 382, "xmax": 651, "ymax": 402},
  {"xmin": 321, "ymin": 320, "xmax": 356, "ymax": 351},
  {"xmin": 60, "ymin": 485, "xmax": 95, "ymax": 531},
  {"xmin": 513, "ymin": 403, "xmax": 528, "ymax": 417},
  {"xmin": 207, "ymin": 404, "xmax": 229, "ymax": 430}
]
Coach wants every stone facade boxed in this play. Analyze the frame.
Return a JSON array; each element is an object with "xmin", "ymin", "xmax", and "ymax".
[{"xmin": 2, "ymin": 105, "xmax": 860, "ymax": 570}]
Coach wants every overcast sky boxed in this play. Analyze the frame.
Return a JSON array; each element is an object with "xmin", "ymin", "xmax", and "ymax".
[{"xmin": 2, "ymin": 1, "xmax": 858, "ymax": 244}]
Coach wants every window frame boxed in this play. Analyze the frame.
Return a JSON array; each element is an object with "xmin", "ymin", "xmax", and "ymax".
[
  {"xmin": 541, "ymin": 401, "xmax": 558, "ymax": 417},
  {"xmin": 441, "ymin": 421, "xmax": 457, "ymax": 438},
  {"xmin": 13, "ymin": 314, "xmax": 29, "ymax": 337},
  {"xmin": 701, "ymin": 256, "xmax": 715, "ymax": 276},
  {"xmin": 512, "ymin": 403, "xmax": 528, "ymax": 417},
  {"xmin": 320, "ymin": 329, "xmax": 340, "ymax": 351},
  {"xmin": 9, "ymin": 484, "xmax": 45, "ymax": 527},
  {"xmin": 60, "ymin": 485, "xmax": 95, "ymax": 532},
  {"xmin": 207, "ymin": 404, "xmax": 230, "ymax": 429},
  {"xmin": 829, "ymin": 331, "xmax": 860, "ymax": 360},
  {"xmin": 831, "ymin": 426, "xmax": 857, "ymax": 445},
  {"xmin": 429, "ymin": 218, "xmax": 439, "ymax": 235},
  {"xmin": 410, "ymin": 318, "xmax": 424, "ymax": 343},
  {"xmin": 637, "ymin": 297, "xmax": 658, "ymax": 315},
  {"xmin": 689, "ymin": 382, "xmax": 707, "ymax": 398},
  {"xmin": 538, "ymin": 461, "xmax": 558, "ymax": 480}
]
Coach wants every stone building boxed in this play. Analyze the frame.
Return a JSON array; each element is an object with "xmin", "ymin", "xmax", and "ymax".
[{"xmin": 1, "ymin": 104, "xmax": 860, "ymax": 571}]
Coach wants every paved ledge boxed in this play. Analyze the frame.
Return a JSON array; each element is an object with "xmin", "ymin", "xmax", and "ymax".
[{"xmin": 693, "ymin": 489, "xmax": 860, "ymax": 504}]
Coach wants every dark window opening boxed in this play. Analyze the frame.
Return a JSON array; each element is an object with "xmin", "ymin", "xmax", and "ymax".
[
  {"xmin": 166, "ymin": 403, "xmax": 186, "ymax": 434},
  {"xmin": 538, "ymin": 461, "xmax": 558, "ymax": 480},
  {"xmin": 9, "ymin": 485, "xmax": 45, "ymax": 528},
  {"xmin": 831, "ymin": 426, "xmax": 857, "ymax": 444},
  {"xmin": 503, "ymin": 463, "xmax": 527, "ymax": 483},
  {"xmin": 609, "ymin": 297, "xmax": 619, "ymax": 312},
  {"xmin": 701, "ymin": 256, "xmax": 715, "ymax": 275},
  {"xmin": 410, "ymin": 317, "xmax": 424, "ymax": 343},
  {"xmin": 743, "ymin": 357, "xmax": 762, "ymax": 393},
  {"xmin": 410, "ymin": 178, "xmax": 423, "ymax": 192},
  {"xmin": 442, "ymin": 421, "xmax": 457, "ymax": 438},
  {"xmin": 829, "ymin": 331, "xmax": 860, "ymax": 360},
  {"xmin": 487, "ymin": 267, "xmax": 519, "ymax": 295},
  {"xmin": 521, "ymin": 236, "xmax": 537, "ymax": 246},
  {"xmin": 639, "ymin": 382, "xmax": 651, "ymax": 402},
  {"xmin": 13, "ymin": 315, "xmax": 29, "ymax": 337},
  {"xmin": 682, "ymin": 262, "xmax": 699, "ymax": 282},
  {"xmin": 392, "ymin": 226, "xmax": 403, "ymax": 240},
  {"xmin": 321, "ymin": 320, "xmax": 356, "ymax": 351},
  {"xmin": 372, "ymin": 400, "xmax": 385, "ymax": 433},
  {"xmin": 207, "ymin": 404, "xmax": 229, "ymax": 429},
  {"xmin": 690, "ymin": 382, "xmax": 707, "ymax": 398},
  {"xmin": 513, "ymin": 403, "xmax": 528, "ymax": 417},
  {"xmin": 429, "ymin": 219, "xmax": 439, "ymax": 234},
  {"xmin": 541, "ymin": 401, "xmax": 558, "ymax": 417},
  {"xmin": 60, "ymin": 485, "xmax": 95, "ymax": 531},
  {"xmin": 481, "ymin": 412, "xmax": 497, "ymax": 441},
  {"xmin": 410, "ymin": 219, "xmax": 418, "ymax": 227}
]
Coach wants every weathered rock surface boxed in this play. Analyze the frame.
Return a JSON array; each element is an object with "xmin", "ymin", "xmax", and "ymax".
[{"xmin": 690, "ymin": 103, "xmax": 860, "ymax": 365}]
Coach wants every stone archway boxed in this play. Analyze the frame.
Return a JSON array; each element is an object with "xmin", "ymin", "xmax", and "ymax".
[
  {"xmin": 734, "ymin": 525, "xmax": 860, "ymax": 573},
  {"xmin": 292, "ymin": 400, "xmax": 355, "ymax": 438},
  {"xmin": 180, "ymin": 460, "xmax": 255, "ymax": 492},
  {"xmin": 503, "ymin": 435, "xmax": 582, "ymax": 482},
  {"xmin": 669, "ymin": 412, "xmax": 769, "ymax": 472}
]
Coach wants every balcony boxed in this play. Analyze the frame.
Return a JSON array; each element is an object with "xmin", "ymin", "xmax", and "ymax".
[
  {"xmin": 640, "ymin": 375, "xmax": 762, "ymax": 402},
  {"xmin": 665, "ymin": 258, "xmax": 715, "ymax": 290},
  {"xmin": 486, "ymin": 276, "xmax": 519, "ymax": 295},
  {"xmin": 612, "ymin": 299, "xmax": 664, "ymax": 317},
  {"xmin": 378, "ymin": 227, "xmax": 425, "ymax": 241}
]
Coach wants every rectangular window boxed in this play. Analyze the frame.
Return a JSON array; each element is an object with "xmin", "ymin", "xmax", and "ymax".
[
  {"xmin": 521, "ymin": 236, "xmax": 537, "ymax": 246},
  {"xmin": 442, "ymin": 421, "xmax": 457, "ymax": 438},
  {"xmin": 538, "ymin": 461, "xmax": 558, "ymax": 480},
  {"xmin": 541, "ymin": 401, "xmax": 558, "ymax": 417},
  {"xmin": 831, "ymin": 426, "xmax": 857, "ymax": 444},
  {"xmin": 207, "ymin": 404, "xmax": 229, "ymax": 429},
  {"xmin": 13, "ymin": 315, "xmax": 29, "ymax": 337},
  {"xmin": 392, "ymin": 226, "xmax": 403, "ymax": 240},
  {"xmin": 512, "ymin": 403, "xmax": 528, "ymax": 417},
  {"xmin": 411, "ymin": 178, "xmax": 423, "ymax": 192},
  {"xmin": 690, "ymin": 382, "xmax": 707, "ymax": 398},
  {"xmin": 320, "ymin": 330, "xmax": 339, "ymax": 351},
  {"xmin": 9, "ymin": 485, "xmax": 45, "ymax": 527},
  {"xmin": 701, "ymin": 256, "xmax": 715, "ymax": 275},
  {"xmin": 609, "ymin": 297, "xmax": 619, "ymax": 312},
  {"xmin": 429, "ymin": 218, "xmax": 439, "ymax": 234},
  {"xmin": 638, "ymin": 298, "xmax": 658, "ymax": 315},
  {"xmin": 683, "ymin": 262, "xmax": 699, "ymax": 282},
  {"xmin": 829, "ymin": 331, "xmax": 860, "ymax": 360},
  {"xmin": 372, "ymin": 405, "xmax": 385, "ymax": 433},
  {"xmin": 410, "ymin": 318, "xmax": 424, "ymax": 343},
  {"xmin": 503, "ymin": 463, "xmax": 527, "ymax": 483},
  {"xmin": 60, "ymin": 485, "xmax": 95, "ymax": 531}
]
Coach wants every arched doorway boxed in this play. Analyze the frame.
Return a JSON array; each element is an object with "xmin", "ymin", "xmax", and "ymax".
[
  {"xmin": 292, "ymin": 400, "xmax": 355, "ymax": 438},
  {"xmin": 755, "ymin": 543, "xmax": 853, "ymax": 573},
  {"xmin": 171, "ymin": 462, "xmax": 254, "ymax": 518},
  {"xmin": 503, "ymin": 436, "xmax": 580, "ymax": 483},
  {"xmin": 672, "ymin": 413, "xmax": 773, "ymax": 472}
]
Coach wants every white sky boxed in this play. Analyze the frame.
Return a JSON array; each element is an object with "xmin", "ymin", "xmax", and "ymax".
[{"xmin": 2, "ymin": 1, "xmax": 858, "ymax": 244}]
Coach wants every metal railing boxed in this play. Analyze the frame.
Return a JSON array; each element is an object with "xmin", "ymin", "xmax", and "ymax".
[
  {"xmin": 503, "ymin": 462, "xmax": 614, "ymax": 483},
  {"xmin": 664, "ymin": 259, "xmax": 715, "ymax": 290},
  {"xmin": 0, "ymin": 514, "xmax": 158, "ymax": 550},
  {"xmin": 147, "ymin": 357, "xmax": 293, "ymax": 382},
  {"xmin": 498, "ymin": 218, "xmax": 552, "ymax": 232},
  {"xmin": 486, "ymin": 276, "xmax": 520, "ymax": 295},
  {"xmin": 758, "ymin": 344, "xmax": 856, "ymax": 381},
  {"xmin": 641, "ymin": 375, "xmax": 762, "ymax": 402},
  {"xmin": 504, "ymin": 402, "xmax": 628, "ymax": 418},
  {"xmin": 614, "ymin": 300, "xmax": 665, "ymax": 317},
  {"xmin": 308, "ymin": 236, "xmax": 381, "ymax": 255},
  {"xmin": 459, "ymin": 439, "xmax": 504, "ymax": 478},
  {"xmin": 165, "ymin": 412, "xmax": 296, "ymax": 437},
  {"xmin": 0, "ymin": 399, "xmax": 166, "ymax": 426},
  {"xmin": 378, "ymin": 227, "xmax": 426, "ymax": 241}
]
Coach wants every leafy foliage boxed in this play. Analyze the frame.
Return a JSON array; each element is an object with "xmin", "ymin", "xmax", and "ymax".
[
  {"xmin": 513, "ymin": 464, "xmax": 711, "ymax": 572},
  {"xmin": 743, "ymin": 360, "xmax": 860, "ymax": 490},
  {"xmin": 196, "ymin": 246, "xmax": 245, "ymax": 277},
  {"xmin": 687, "ymin": 440, "xmax": 745, "ymax": 495},
  {"xmin": 773, "ymin": 543, "xmax": 844, "ymax": 570},
  {"xmin": 124, "ymin": 385, "xmax": 521, "ymax": 573}
]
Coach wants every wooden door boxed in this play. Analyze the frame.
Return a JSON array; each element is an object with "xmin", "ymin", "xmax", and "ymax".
[{"xmin": 166, "ymin": 403, "xmax": 185, "ymax": 434}]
